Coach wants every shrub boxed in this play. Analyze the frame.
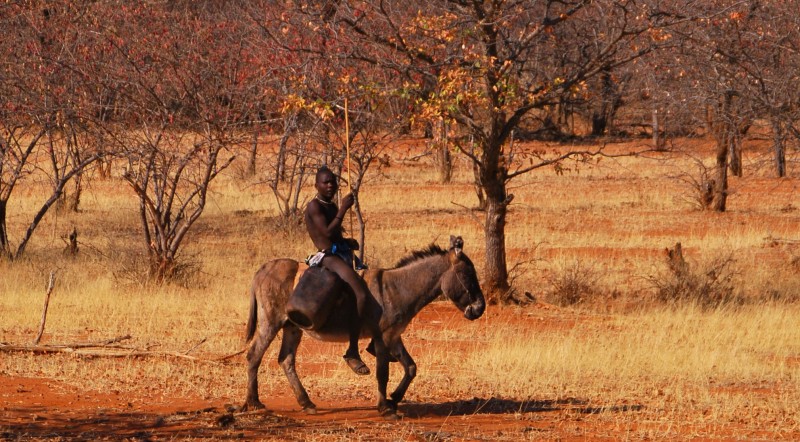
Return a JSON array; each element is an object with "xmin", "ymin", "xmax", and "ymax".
[
  {"xmin": 650, "ymin": 243, "xmax": 742, "ymax": 309},
  {"xmin": 545, "ymin": 260, "xmax": 602, "ymax": 306}
]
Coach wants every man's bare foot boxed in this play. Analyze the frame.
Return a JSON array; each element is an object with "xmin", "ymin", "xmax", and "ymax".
[{"xmin": 344, "ymin": 355, "xmax": 371, "ymax": 375}]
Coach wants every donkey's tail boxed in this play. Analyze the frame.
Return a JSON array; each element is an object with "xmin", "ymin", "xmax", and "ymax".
[{"xmin": 244, "ymin": 283, "xmax": 258, "ymax": 343}]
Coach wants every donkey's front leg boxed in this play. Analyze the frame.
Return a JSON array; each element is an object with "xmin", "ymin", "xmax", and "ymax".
[
  {"xmin": 278, "ymin": 324, "xmax": 317, "ymax": 414},
  {"xmin": 389, "ymin": 339, "xmax": 416, "ymax": 404},
  {"xmin": 371, "ymin": 336, "xmax": 399, "ymax": 420}
]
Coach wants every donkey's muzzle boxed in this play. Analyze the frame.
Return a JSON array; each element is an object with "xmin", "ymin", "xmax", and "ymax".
[{"xmin": 464, "ymin": 298, "xmax": 485, "ymax": 320}]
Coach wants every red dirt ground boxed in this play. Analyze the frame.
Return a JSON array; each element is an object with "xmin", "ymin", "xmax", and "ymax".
[
  {"xmin": 0, "ymin": 305, "xmax": 620, "ymax": 441},
  {"xmin": 1, "ymin": 303, "xmax": 794, "ymax": 441},
  {"xmin": 0, "ymin": 375, "xmax": 622, "ymax": 441}
]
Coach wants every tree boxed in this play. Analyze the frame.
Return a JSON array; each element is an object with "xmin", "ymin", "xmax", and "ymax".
[
  {"xmin": 305, "ymin": 0, "xmax": 692, "ymax": 301},
  {"xmin": 102, "ymin": 3, "xmax": 245, "ymax": 281},
  {"xmin": 677, "ymin": 1, "xmax": 767, "ymax": 211},
  {"xmin": 246, "ymin": 1, "xmax": 409, "ymax": 253},
  {"xmin": 265, "ymin": 98, "xmax": 317, "ymax": 221},
  {"xmin": 0, "ymin": 2, "xmax": 102, "ymax": 260},
  {"xmin": 122, "ymin": 133, "xmax": 234, "ymax": 281},
  {"xmin": 721, "ymin": 1, "xmax": 800, "ymax": 178}
]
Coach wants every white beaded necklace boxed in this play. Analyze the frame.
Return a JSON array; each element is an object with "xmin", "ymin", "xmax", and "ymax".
[{"xmin": 315, "ymin": 195, "xmax": 335, "ymax": 206}]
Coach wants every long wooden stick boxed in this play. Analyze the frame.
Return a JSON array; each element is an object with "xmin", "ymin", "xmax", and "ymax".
[
  {"xmin": 344, "ymin": 98, "xmax": 357, "ymax": 269},
  {"xmin": 344, "ymin": 98, "xmax": 352, "ymax": 194},
  {"xmin": 33, "ymin": 271, "xmax": 57, "ymax": 345}
]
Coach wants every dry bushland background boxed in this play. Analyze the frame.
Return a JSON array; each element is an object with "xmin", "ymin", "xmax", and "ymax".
[{"xmin": 1, "ymin": 136, "xmax": 799, "ymax": 440}]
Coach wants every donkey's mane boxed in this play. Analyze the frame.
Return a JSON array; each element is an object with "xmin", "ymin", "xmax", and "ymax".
[{"xmin": 393, "ymin": 244, "xmax": 448, "ymax": 269}]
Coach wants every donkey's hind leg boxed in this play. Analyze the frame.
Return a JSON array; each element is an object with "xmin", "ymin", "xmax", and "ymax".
[
  {"xmin": 242, "ymin": 322, "xmax": 281, "ymax": 411},
  {"xmin": 278, "ymin": 323, "xmax": 317, "ymax": 414},
  {"xmin": 389, "ymin": 339, "xmax": 417, "ymax": 405}
]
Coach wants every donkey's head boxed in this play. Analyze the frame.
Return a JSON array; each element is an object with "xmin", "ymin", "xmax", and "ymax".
[{"xmin": 441, "ymin": 235, "xmax": 485, "ymax": 321}]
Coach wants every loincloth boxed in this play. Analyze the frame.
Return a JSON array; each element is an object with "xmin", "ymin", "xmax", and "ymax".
[{"xmin": 305, "ymin": 241, "xmax": 367, "ymax": 270}]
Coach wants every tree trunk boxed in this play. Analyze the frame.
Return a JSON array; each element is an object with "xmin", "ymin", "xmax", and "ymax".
[
  {"xmin": 276, "ymin": 128, "xmax": 289, "ymax": 183},
  {"xmin": 0, "ymin": 199, "xmax": 8, "ymax": 257},
  {"xmin": 435, "ymin": 145, "xmax": 452, "ymax": 183},
  {"xmin": 97, "ymin": 157, "xmax": 112, "ymax": 179},
  {"xmin": 729, "ymin": 134, "xmax": 743, "ymax": 177},
  {"xmin": 591, "ymin": 69, "xmax": 623, "ymax": 137},
  {"xmin": 480, "ymin": 139, "xmax": 511, "ymax": 302},
  {"xmin": 712, "ymin": 134, "xmax": 729, "ymax": 212},
  {"xmin": 354, "ymin": 193, "xmax": 367, "ymax": 265},
  {"xmin": 591, "ymin": 113, "xmax": 607, "ymax": 137},
  {"xmin": 68, "ymin": 173, "xmax": 82, "ymax": 212},
  {"xmin": 434, "ymin": 119, "xmax": 452, "ymax": 183},
  {"xmin": 472, "ymin": 160, "xmax": 486, "ymax": 210},
  {"xmin": 246, "ymin": 129, "xmax": 258, "ymax": 178},
  {"xmin": 15, "ymin": 186, "xmax": 66, "ymax": 259},
  {"xmin": 150, "ymin": 255, "xmax": 177, "ymax": 283},
  {"xmin": 483, "ymin": 191, "xmax": 510, "ymax": 303},
  {"xmin": 291, "ymin": 165, "xmax": 304, "ymax": 215},
  {"xmin": 557, "ymin": 97, "xmax": 568, "ymax": 127},
  {"xmin": 423, "ymin": 121, "xmax": 434, "ymax": 139},
  {"xmin": 653, "ymin": 109, "xmax": 667, "ymax": 151},
  {"xmin": 707, "ymin": 91, "xmax": 739, "ymax": 212},
  {"xmin": 67, "ymin": 125, "xmax": 83, "ymax": 212},
  {"xmin": 276, "ymin": 113, "xmax": 298, "ymax": 184},
  {"xmin": 772, "ymin": 118, "xmax": 786, "ymax": 178}
]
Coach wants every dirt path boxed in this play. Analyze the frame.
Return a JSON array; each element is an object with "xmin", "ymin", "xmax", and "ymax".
[
  {"xmin": 2, "ymin": 374, "xmax": 626, "ymax": 440},
  {"xmin": 2, "ymin": 303, "xmax": 794, "ymax": 440},
  {"xmin": 0, "ymin": 304, "xmax": 619, "ymax": 440}
]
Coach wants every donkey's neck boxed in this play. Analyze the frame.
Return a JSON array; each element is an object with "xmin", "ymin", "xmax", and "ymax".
[{"xmin": 382, "ymin": 254, "xmax": 450, "ymax": 319}]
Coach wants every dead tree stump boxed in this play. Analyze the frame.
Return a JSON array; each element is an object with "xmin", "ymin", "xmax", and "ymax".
[
  {"xmin": 63, "ymin": 227, "xmax": 78, "ymax": 256},
  {"xmin": 666, "ymin": 242, "xmax": 689, "ymax": 276}
]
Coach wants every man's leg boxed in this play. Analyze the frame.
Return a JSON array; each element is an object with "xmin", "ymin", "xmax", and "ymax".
[{"xmin": 322, "ymin": 256, "xmax": 372, "ymax": 375}]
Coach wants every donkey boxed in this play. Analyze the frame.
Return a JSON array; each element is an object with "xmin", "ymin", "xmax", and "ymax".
[{"xmin": 242, "ymin": 235, "xmax": 485, "ymax": 418}]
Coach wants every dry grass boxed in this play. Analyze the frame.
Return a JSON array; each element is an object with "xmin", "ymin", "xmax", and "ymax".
[
  {"xmin": 1, "ymin": 136, "xmax": 799, "ymax": 439},
  {"xmin": 462, "ymin": 305, "xmax": 800, "ymax": 396}
]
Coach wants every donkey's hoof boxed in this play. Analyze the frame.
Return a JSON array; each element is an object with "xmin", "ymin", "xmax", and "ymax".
[
  {"xmin": 379, "ymin": 400, "xmax": 400, "ymax": 420},
  {"xmin": 240, "ymin": 400, "xmax": 266, "ymax": 412},
  {"xmin": 302, "ymin": 405, "xmax": 318, "ymax": 415},
  {"xmin": 381, "ymin": 409, "xmax": 402, "ymax": 421}
]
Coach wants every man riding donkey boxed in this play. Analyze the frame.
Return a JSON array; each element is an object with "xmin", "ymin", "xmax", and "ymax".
[{"xmin": 303, "ymin": 165, "xmax": 373, "ymax": 375}]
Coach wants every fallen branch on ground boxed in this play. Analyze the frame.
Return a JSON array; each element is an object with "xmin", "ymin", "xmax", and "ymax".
[
  {"xmin": 765, "ymin": 235, "xmax": 800, "ymax": 245},
  {"xmin": 0, "ymin": 335, "xmax": 242, "ymax": 364},
  {"xmin": 217, "ymin": 348, "xmax": 246, "ymax": 361}
]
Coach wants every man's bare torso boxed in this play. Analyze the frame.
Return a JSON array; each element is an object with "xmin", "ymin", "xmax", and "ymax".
[{"xmin": 305, "ymin": 198, "xmax": 344, "ymax": 252}]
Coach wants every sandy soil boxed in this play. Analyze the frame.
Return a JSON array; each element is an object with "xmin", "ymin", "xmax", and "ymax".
[
  {"xmin": 4, "ymin": 302, "xmax": 793, "ymax": 441},
  {"xmin": 0, "ymin": 375, "xmax": 621, "ymax": 441},
  {"xmin": 0, "ymin": 305, "xmax": 632, "ymax": 441}
]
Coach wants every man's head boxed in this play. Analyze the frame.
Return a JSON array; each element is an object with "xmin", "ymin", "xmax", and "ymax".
[{"xmin": 315, "ymin": 166, "xmax": 338, "ymax": 199}]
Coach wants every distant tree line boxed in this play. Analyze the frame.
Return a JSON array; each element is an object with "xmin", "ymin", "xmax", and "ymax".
[{"xmin": 2, "ymin": 1, "xmax": 798, "ymax": 298}]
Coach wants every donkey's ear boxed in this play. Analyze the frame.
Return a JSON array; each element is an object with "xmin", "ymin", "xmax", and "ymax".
[{"xmin": 449, "ymin": 235, "xmax": 464, "ymax": 257}]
